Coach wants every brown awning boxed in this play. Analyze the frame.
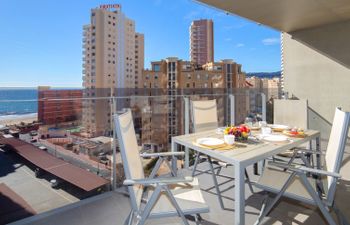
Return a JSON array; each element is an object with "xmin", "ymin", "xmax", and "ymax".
[{"xmin": 0, "ymin": 138, "xmax": 109, "ymax": 192}]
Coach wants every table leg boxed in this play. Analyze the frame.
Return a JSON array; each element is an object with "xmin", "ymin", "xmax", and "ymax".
[
  {"xmin": 235, "ymin": 163, "xmax": 245, "ymax": 225},
  {"xmin": 171, "ymin": 140, "xmax": 178, "ymax": 175}
]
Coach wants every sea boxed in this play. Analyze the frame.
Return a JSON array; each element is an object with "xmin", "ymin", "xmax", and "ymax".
[{"xmin": 0, "ymin": 88, "xmax": 38, "ymax": 120}]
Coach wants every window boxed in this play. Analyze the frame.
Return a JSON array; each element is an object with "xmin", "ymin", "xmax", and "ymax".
[
  {"xmin": 186, "ymin": 83, "xmax": 190, "ymax": 88},
  {"xmin": 197, "ymin": 74, "xmax": 200, "ymax": 80},
  {"xmin": 153, "ymin": 64, "xmax": 160, "ymax": 72},
  {"xmin": 187, "ymin": 74, "xmax": 191, "ymax": 79},
  {"xmin": 155, "ymin": 74, "xmax": 158, "ymax": 79}
]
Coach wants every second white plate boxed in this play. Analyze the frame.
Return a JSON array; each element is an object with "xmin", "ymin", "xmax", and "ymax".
[
  {"xmin": 262, "ymin": 134, "xmax": 289, "ymax": 142},
  {"xmin": 269, "ymin": 124, "xmax": 290, "ymax": 130}
]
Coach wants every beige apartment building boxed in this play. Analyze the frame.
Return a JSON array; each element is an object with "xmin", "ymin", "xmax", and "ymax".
[
  {"xmin": 82, "ymin": 4, "xmax": 144, "ymax": 137},
  {"xmin": 246, "ymin": 76, "xmax": 281, "ymax": 100},
  {"xmin": 246, "ymin": 76, "xmax": 281, "ymax": 117},
  {"xmin": 140, "ymin": 58, "xmax": 247, "ymax": 150},
  {"xmin": 190, "ymin": 19, "xmax": 214, "ymax": 66}
]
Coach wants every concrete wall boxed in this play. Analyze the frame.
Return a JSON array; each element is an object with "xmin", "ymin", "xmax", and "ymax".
[{"xmin": 283, "ymin": 20, "xmax": 350, "ymax": 139}]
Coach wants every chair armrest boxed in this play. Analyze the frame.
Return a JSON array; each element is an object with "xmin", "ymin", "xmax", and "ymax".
[
  {"xmin": 292, "ymin": 166, "xmax": 341, "ymax": 178},
  {"xmin": 295, "ymin": 148, "xmax": 325, "ymax": 155},
  {"xmin": 267, "ymin": 162, "xmax": 341, "ymax": 178},
  {"xmin": 268, "ymin": 161, "xmax": 292, "ymax": 169},
  {"xmin": 140, "ymin": 152, "xmax": 185, "ymax": 158},
  {"xmin": 123, "ymin": 176, "xmax": 193, "ymax": 186}
]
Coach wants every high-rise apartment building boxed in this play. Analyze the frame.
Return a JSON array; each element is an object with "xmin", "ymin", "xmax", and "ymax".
[
  {"xmin": 190, "ymin": 19, "xmax": 214, "ymax": 66},
  {"xmin": 82, "ymin": 4, "xmax": 144, "ymax": 136},
  {"xmin": 141, "ymin": 58, "xmax": 247, "ymax": 150}
]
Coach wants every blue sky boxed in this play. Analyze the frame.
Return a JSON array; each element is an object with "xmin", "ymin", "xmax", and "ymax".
[{"xmin": 0, "ymin": 0, "xmax": 281, "ymax": 87}]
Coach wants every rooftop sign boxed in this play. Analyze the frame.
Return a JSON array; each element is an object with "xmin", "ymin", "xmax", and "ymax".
[{"xmin": 100, "ymin": 4, "xmax": 121, "ymax": 9}]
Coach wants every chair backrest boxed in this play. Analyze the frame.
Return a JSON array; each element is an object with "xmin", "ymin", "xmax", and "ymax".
[
  {"xmin": 191, "ymin": 99, "xmax": 218, "ymax": 133},
  {"xmin": 325, "ymin": 107, "xmax": 350, "ymax": 203},
  {"xmin": 114, "ymin": 110, "xmax": 144, "ymax": 211},
  {"xmin": 274, "ymin": 99, "xmax": 308, "ymax": 129}
]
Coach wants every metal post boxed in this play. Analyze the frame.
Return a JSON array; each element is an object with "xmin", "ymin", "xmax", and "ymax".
[
  {"xmin": 183, "ymin": 97, "xmax": 190, "ymax": 169},
  {"xmin": 112, "ymin": 98, "xmax": 117, "ymax": 190},
  {"xmin": 261, "ymin": 93, "xmax": 266, "ymax": 122},
  {"xmin": 229, "ymin": 94, "xmax": 235, "ymax": 125}
]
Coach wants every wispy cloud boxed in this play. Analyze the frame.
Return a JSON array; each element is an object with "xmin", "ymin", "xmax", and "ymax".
[
  {"xmin": 184, "ymin": 10, "xmax": 200, "ymax": 20},
  {"xmin": 225, "ymin": 38, "xmax": 232, "ymax": 42},
  {"xmin": 262, "ymin": 38, "xmax": 280, "ymax": 46},
  {"xmin": 235, "ymin": 43, "xmax": 245, "ymax": 48},
  {"xmin": 183, "ymin": 6, "xmax": 225, "ymax": 21}
]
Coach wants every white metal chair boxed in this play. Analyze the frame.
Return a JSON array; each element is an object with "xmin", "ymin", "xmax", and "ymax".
[
  {"xmin": 114, "ymin": 110, "xmax": 209, "ymax": 225},
  {"xmin": 254, "ymin": 107, "xmax": 350, "ymax": 225},
  {"xmin": 190, "ymin": 99, "xmax": 254, "ymax": 209}
]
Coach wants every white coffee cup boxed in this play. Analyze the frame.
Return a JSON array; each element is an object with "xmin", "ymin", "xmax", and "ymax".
[
  {"xmin": 259, "ymin": 121, "xmax": 267, "ymax": 127},
  {"xmin": 261, "ymin": 127, "xmax": 272, "ymax": 135},
  {"xmin": 224, "ymin": 135, "xmax": 235, "ymax": 145}
]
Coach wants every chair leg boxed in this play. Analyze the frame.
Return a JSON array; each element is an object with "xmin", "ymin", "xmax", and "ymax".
[
  {"xmin": 124, "ymin": 210, "xmax": 134, "ymax": 225},
  {"xmin": 194, "ymin": 214, "xmax": 201, "ymax": 225},
  {"xmin": 254, "ymin": 192, "xmax": 268, "ymax": 225},
  {"xmin": 149, "ymin": 157, "xmax": 164, "ymax": 179},
  {"xmin": 284, "ymin": 152, "xmax": 297, "ymax": 171},
  {"xmin": 207, "ymin": 156, "xmax": 225, "ymax": 209},
  {"xmin": 163, "ymin": 186, "xmax": 190, "ymax": 225},
  {"xmin": 299, "ymin": 173, "xmax": 337, "ymax": 225},
  {"xmin": 334, "ymin": 203, "xmax": 350, "ymax": 225},
  {"xmin": 164, "ymin": 159, "xmax": 176, "ymax": 177},
  {"xmin": 137, "ymin": 185, "xmax": 162, "ymax": 225},
  {"xmin": 254, "ymin": 172, "xmax": 297, "ymax": 225},
  {"xmin": 245, "ymin": 169, "xmax": 255, "ymax": 194},
  {"xmin": 192, "ymin": 152, "xmax": 201, "ymax": 177}
]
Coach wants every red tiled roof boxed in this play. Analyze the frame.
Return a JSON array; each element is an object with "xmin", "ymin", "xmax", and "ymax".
[{"xmin": 0, "ymin": 138, "xmax": 109, "ymax": 192}]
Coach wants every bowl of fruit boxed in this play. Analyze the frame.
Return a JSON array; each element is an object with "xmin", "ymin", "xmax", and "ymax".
[{"xmin": 224, "ymin": 125, "xmax": 250, "ymax": 142}]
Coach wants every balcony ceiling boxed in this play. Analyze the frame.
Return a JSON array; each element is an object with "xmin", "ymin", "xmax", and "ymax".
[{"xmin": 196, "ymin": 0, "xmax": 350, "ymax": 32}]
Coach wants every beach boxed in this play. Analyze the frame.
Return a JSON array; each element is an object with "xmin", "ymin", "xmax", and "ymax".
[{"xmin": 0, "ymin": 113, "xmax": 38, "ymax": 126}]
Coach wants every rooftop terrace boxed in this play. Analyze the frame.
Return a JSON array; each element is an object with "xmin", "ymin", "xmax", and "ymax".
[{"xmin": 8, "ymin": 138, "xmax": 350, "ymax": 225}]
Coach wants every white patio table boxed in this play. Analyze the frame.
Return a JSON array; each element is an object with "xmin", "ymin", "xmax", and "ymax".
[{"xmin": 171, "ymin": 129, "xmax": 321, "ymax": 225}]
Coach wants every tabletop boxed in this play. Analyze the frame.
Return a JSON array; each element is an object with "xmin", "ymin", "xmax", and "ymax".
[{"xmin": 172, "ymin": 129, "xmax": 320, "ymax": 167}]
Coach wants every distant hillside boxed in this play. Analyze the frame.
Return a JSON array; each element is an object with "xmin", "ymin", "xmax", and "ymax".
[{"xmin": 246, "ymin": 71, "xmax": 281, "ymax": 78}]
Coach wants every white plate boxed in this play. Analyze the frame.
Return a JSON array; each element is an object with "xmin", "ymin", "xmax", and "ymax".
[
  {"xmin": 261, "ymin": 134, "xmax": 289, "ymax": 142},
  {"xmin": 269, "ymin": 124, "xmax": 290, "ymax": 130},
  {"xmin": 196, "ymin": 138, "xmax": 225, "ymax": 147}
]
